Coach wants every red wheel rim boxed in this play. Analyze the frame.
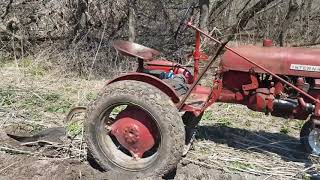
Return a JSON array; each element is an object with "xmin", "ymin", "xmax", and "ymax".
[{"xmin": 110, "ymin": 106, "xmax": 158, "ymax": 159}]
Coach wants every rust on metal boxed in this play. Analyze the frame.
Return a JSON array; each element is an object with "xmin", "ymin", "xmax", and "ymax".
[{"xmin": 113, "ymin": 40, "xmax": 160, "ymax": 61}]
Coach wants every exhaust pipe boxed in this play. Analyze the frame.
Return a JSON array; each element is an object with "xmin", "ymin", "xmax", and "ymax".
[{"xmin": 271, "ymin": 99, "xmax": 314, "ymax": 118}]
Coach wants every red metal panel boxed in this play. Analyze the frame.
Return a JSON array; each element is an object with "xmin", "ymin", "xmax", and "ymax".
[
  {"xmin": 263, "ymin": 39, "xmax": 273, "ymax": 47},
  {"xmin": 242, "ymin": 74, "xmax": 259, "ymax": 91},
  {"xmin": 107, "ymin": 73, "xmax": 180, "ymax": 103},
  {"xmin": 145, "ymin": 60, "xmax": 175, "ymax": 72},
  {"xmin": 222, "ymin": 71, "xmax": 251, "ymax": 90},
  {"xmin": 221, "ymin": 46, "xmax": 320, "ymax": 78},
  {"xmin": 217, "ymin": 89, "xmax": 237, "ymax": 103}
]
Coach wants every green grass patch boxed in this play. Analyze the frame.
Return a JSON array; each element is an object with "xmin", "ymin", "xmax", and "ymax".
[
  {"xmin": 20, "ymin": 92, "xmax": 72, "ymax": 113},
  {"xmin": 294, "ymin": 120, "xmax": 305, "ymax": 129},
  {"xmin": 244, "ymin": 120, "xmax": 251, "ymax": 127},
  {"xmin": 19, "ymin": 57, "xmax": 46, "ymax": 76},
  {"xmin": 247, "ymin": 111, "xmax": 264, "ymax": 118},
  {"xmin": 217, "ymin": 117, "xmax": 232, "ymax": 127},
  {"xmin": 231, "ymin": 161, "xmax": 255, "ymax": 170},
  {"xmin": 66, "ymin": 121, "xmax": 83, "ymax": 137},
  {"xmin": 302, "ymin": 173, "xmax": 311, "ymax": 180},
  {"xmin": 21, "ymin": 94, "xmax": 43, "ymax": 108},
  {"xmin": 0, "ymin": 54, "xmax": 11, "ymax": 68},
  {"xmin": 25, "ymin": 111, "xmax": 43, "ymax": 122},
  {"xmin": 43, "ymin": 93, "xmax": 72, "ymax": 113},
  {"xmin": 85, "ymin": 92, "xmax": 98, "ymax": 101},
  {"xmin": 202, "ymin": 110, "xmax": 214, "ymax": 121},
  {"xmin": 0, "ymin": 88, "xmax": 17, "ymax": 106},
  {"xmin": 202, "ymin": 110, "xmax": 232, "ymax": 127},
  {"xmin": 30, "ymin": 123, "xmax": 46, "ymax": 133},
  {"xmin": 280, "ymin": 125, "xmax": 290, "ymax": 134},
  {"xmin": 280, "ymin": 120, "xmax": 291, "ymax": 134}
]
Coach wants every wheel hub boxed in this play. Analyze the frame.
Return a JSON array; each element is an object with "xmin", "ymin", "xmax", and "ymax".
[
  {"xmin": 110, "ymin": 107, "xmax": 156, "ymax": 158},
  {"xmin": 123, "ymin": 126, "xmax": 139, "ymax": 144}
]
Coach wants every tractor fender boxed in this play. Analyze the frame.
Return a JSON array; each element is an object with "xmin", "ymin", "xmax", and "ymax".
[{"xmin": 107, "ymin": 73, "xmax": 180, "ymax": 103}]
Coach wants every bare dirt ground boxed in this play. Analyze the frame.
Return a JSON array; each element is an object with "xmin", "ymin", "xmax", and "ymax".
[{"xmin": 0, "ymin": 62, "xmax": 319, "ymax": 180}]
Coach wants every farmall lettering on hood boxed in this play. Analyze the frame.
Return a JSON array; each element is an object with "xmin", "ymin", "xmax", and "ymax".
[{"xmin": 221, "ymin": 46, "xmax": 320, "ymax": 78}]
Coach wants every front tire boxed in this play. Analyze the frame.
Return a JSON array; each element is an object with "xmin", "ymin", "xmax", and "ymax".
[
  {"xmin": 85, "ymin": 80, "xmax": 185, "ymax": 179},
  {"xmin": 300, "ymin": 120, "xmax": 320, "ymax": 155}
]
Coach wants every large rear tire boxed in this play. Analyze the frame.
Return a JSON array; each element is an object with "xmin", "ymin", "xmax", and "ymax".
[{"xmin": 85, "ymin": 80, "xmax": 185, "ymax": 179}]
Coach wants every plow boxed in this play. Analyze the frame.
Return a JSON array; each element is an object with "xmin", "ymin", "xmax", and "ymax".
[{"xmin": 80, "ymin": 18, "xmax": 320, "ymax": 178}]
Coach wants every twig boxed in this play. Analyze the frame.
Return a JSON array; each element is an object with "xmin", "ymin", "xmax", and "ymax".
[
  {"xmin": 0, "ymin": 161, "xmax": 19, "ymax": 173},
  {"xmin": 184, "ymin": 158, "xmax": 222, "ymax": 170},
  {"xmin": 20, "ymin": 140, "xmax": 59, "ymax": 146},
  {"xmin": 0, "ymin": 0, "xmax": 13, "ymax": 19},
  {"xmin": 78, "ymin": 126, "xmax": 85, "ymax": 160},
  {"xmin": 263, "ymin": 175, "xmax": 273, "ymax": 180},
  {"xmin": 292, "ymin": 165, "xmax": 317, "ymax": 178},
  {"xmin": 11, "ymin": 30, "xmax": 19, "ymax": 71},
  {"xmin": 227, "ymin": 165, "xmax": 300, "ymax": 179},
  {"xmin": 256, "ymin": 0, "xmax": 284, "ymax": 15},
  {"xmin": 87, "ymin": 22, "xmax": 107, "ymax": 80},
  {"xmin": 292, "ymin": 41, "xmax": 320, "ymax": 47},
  {"xmin": 0, "ymin": 145, "xmax": 37, "ymax": 155},
  {"xmin": 31, "ymin": 92, "xmax": 46, "ymax": 102}
]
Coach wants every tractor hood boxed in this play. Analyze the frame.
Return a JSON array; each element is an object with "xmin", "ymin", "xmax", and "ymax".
[{"xmin": 221, "ymin": 46, "xmax": 320, "ymax": 78}]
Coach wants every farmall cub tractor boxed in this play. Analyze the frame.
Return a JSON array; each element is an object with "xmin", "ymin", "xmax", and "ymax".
[{"xmin": 84, "ymin": 20, "xmax": 320, "ymax": 178}]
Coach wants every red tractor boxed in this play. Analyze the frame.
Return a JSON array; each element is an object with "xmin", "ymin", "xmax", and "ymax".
[{"xmin": 84, "ymin": 20, "xmax": 320, "ymax": 178}]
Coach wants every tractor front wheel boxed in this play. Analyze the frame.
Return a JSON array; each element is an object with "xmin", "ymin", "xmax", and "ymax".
[
  {"xmin": 300, "ymin": 119, "xmax": 320, "ymax": 155},
  {"xmin": 85, "ymin": 80, "xmax": 185, "ymax": 179}
]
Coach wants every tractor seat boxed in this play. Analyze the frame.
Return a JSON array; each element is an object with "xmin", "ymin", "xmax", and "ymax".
[{"xmin": 113, "ymin": 40, "xmax": 160, "ymax": 61}]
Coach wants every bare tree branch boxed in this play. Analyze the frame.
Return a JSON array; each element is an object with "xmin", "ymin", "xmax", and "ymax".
[
  {"xmin": 199, "ymin": 0, "xmax": 209, "ymax": 33},
  {"xmin": 1, "ymin": 0, "xmax": 13, "ymax": 20}
]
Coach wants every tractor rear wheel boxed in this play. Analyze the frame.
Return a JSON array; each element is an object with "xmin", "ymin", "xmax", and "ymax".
[
  {"xmin": 300, "ymin": 120, "xmax": 320, "ymax": 155},
  {"xmin": 85, "ymin": 80, "xmax": 185, "ymax": 179}
]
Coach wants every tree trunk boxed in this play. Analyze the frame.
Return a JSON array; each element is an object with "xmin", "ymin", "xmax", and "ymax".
[
  {"xmin": 304, "ymin": 0, "xmax": 313, "ymax": 39},
  {"xmin": 208, "ymin": 0, "xmax": 232, "ymax": 24},
  {"xmin": 128, "ymin": 6, "xmax": 135, "ymax": 42},
  {"xmin": 237, "ymin": 0, "xmax": 253, "ymax": 18},
  {"xmin": 278, "ymin": 0, "xmax": 299, "ymax": 46},
  {"xmin": 199, "ymin": 0, "xmax": 209, "ymax": 33},
  {"xmin": 72, "ymin": 0, "xmax": 89, "ymax": 41}
]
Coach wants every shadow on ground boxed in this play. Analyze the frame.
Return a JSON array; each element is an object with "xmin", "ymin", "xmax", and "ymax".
[{"xmin": 196, "ymin": 125, "xmax": 314, "ymax": 165}]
